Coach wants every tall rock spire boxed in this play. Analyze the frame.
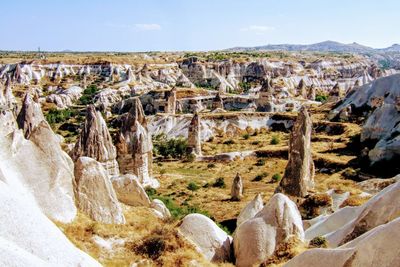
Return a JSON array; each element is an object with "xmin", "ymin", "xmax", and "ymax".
[
  {"xmin": 71, "ymin": 105, "xmax": 120, "ymax": 176},
  {"xmin": 16, "ymin": 91, "xmax": 45, "ymax": 138},
  {"xmin": 276, "ymin": 107, "xmax": 315, "ymax": 197},
  {"xmin": 187, "ymin": 112, "xmax": 202, "ymax": 156}
]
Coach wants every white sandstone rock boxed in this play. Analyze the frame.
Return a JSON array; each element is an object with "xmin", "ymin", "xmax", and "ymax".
[
  {"xmin": 111, "ymin": 174, "xmax": 151, "ymax": 207},
  {"xmin": 236, "ymin": 193, "xmax": 264, "ymax": 227}
]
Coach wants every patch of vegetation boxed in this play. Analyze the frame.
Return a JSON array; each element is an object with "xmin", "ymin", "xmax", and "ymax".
[
  {"xmin": 207, "ymin": 163, "xmax": 216, "ymax": 168},
  {"xmin": 153, "ymin": 133, "xmax": 189, "ymax": 159},
  {"xmin": 251, "ymin": 140, "xmax": 260, "ymax": 145},
  {"xmin": 78, "ymin": 85, "xmax": 99, "ymax": 105},
  {"xmin": 187, "ymin": 181, "xmax": 200, "ymax": 191},
  {"xmin": 212, "ymin": 177, "xmax": 226, "ymax": 188},
  {"xmin": 252, "ymin": 172, "xmax": 268, "ymax": 182},
  {"xmin": 271, "ymin": 173, "xmax": 282, "ymax": 182},
  {"xmin": 238, "ymin": 81, "xmax": 252, "ymax": 93},
  {"xmin": 255, "ymin": 159, "xmax": 266, "ymax": 166},
  {"xmin": 135, "ymin": 236, "xmax": 166, "ymax": 260},
  {"xmin": 315, "ymin": 94, "xmax": 328, "ymax": 103},
  {"xmin": 270, "ymin": 135, "xmax": 280, "ymax": 145},
  {"xmin": 309, "ymin": 236, "xmax": 328, "ymax": 248},
  {"xmin": 45, "ymin": 108, "xmax": 77, "ymax": 125},
  {"xmin": 242, "ymin": 133, "xmax": 250, "ymax": 140},
  {"xmin": 223, "ymin": 139, "xmax": 235, "ymax": 145}
]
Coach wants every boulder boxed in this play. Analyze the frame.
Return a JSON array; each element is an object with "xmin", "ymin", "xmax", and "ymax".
[
  {"xmin": 151, "ymin": 199, "xmax": 171, "ymax": 219},
  {"xmin": 234, "ymin": 193, "xmax": 304, "ymax": 267},
  {"xmin": 111, "ymin": 174, "xmax": 151, "ymax": 207},
  {"xmin": 231, "ymin": 173, "xmax": 243, "ymax": 201},
  {"xmin": 71, "ymin": 105, "xmax": 120, "ymax": 176},
  {"xmin": 74, "ymin": 157, "xmax": 125, "ymax": 224},
  {"xmin": 178, "ymin": 213, "xmax": 232, "ymax": 262},
  {"xmin": 276, "ymin": 107, "xmax": 315, "ymax": 197},
  {"xmin": 236, "ymin": 193, "xmax": 264, "ymax": 227}
]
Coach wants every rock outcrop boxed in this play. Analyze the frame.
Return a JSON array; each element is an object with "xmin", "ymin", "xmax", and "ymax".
[
  {"xmin": 71, "ymin": 105, "xmax": 120, "ymax": 176},
  {"xmin": 151, "ymin": 199, "xmax": 171, "ymax": 219},
  {"xmin": 305, "ymin": 180, "xmax": 400, "ymax": 247},
  {"xmin": 330, "ymin": 74, "xmax": 400, "ymax": 173},
  {"xmin": 111, "ymin": 174, "xmax": 151, "ymax": 207},
  {"xmin": 178, "ymin": 213, "xmax": 232, "ymax": 262},
  {"xmin": 276, "ymin": 107, "xmax": 315, "ymax": 197},
  {"xmin": 74, "ymin": 157, "xmax": 125, "ymax": 224},
  {"xmin": 237, "ymin": 193, "xmax": 264, "ymax": 227},
  {"xmin": 234, "ymin": 193, "xmax": 304, "ymax": 267},
  {"xmin": 46, "ymin": 86, "xmax": 83, "ymax": 109},
  {"xmin": 165, "ymin": 87, "xmax": 177, "ymax": 114},
  {"xmin": 116, "ymin": 98, "xmax": 159, "ymax": 188},
  {"xmin": 16, "ymin": 92, "xmax": 45, "ymax": 138},
  {"xmin": 212, "ymin": 92, "xmax": 224, "ymax": 110},
  {"xmin": 285, "ymin": 217, "xmax": 400, "ymax": 267},
  {"xmin": 231, "ymin": 173, "xmax": 243, "ymax": 201},
  {"xmin": 187, "ymin": 113, "xmax": 202, "ymax": 156}
]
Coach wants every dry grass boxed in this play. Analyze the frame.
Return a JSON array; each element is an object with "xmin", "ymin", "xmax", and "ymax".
[{"xmin": 56, "ymin": 206, "xmax": 228, "ymax": 267}]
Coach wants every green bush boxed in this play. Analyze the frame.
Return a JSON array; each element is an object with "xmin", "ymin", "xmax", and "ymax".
[
  {"xmin": 183, "ymin": 153, "xmax": 196, "ymax": 163},
  {"xmin": 251, "ymin": 140, "xmax": 260, "ymax": 145},
  {"xmin": 271, "ymin": 173, "xmax": 282, "ymax": 182},
  {"xmin": 45, "ymin": 108, "xmax": 76, "ymax": 125},
  {"xmin": 135, "ymin": 236, "xmax": 166, "ymax": 260},
  {"xmin": 187, "ymin": 181, "xmax": 200, "ymax": 191},
  {"xmin": 252, "ymin": 172, "xmax": 268, "ymax": 182},
  {"xmin": 223, "ymin": 139, "xmax": 235, "ymax": 145},
  {"xmin": 153, "ymin": 134, "xmax": 189, "ymax": 159},
  {"xmin": 79, "ymin": 85, "xmax": 98, "ymax": 105},
  {"xmin": 207, "ymin": 163, "xmax": 216, "ymax": 168},
  {"xmin": 255, "ymin": 159, "xmax": 266, "ymax": 166},
  {"xmin": 212, "ymin": 177, "xmax": 226, "ymax": 188},
  {"xmin": 270, "ymin": 135, "xmax": 280, "ymax": 145},
  {"xmin": 315, "ymin": 95, "xmax": 328, "ymax": 103},
  {"xmin": 238, "ymin": 81, "xmax": 252, "ymax": 93},
  {"xmin": 242, "ymin": 133, "xmax": 250, "ymax": 140},
  {"xmin": 309, "ymin": 236, "xmax": 328, "ymax": 248}
]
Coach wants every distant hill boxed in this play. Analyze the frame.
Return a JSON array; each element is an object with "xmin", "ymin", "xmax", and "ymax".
[{"xmin": 227, "ymin": 40, "xmax": 397, "ymax": 54}]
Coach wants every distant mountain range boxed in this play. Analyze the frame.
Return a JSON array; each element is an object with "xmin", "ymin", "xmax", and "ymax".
[{"xmin": 227, "ymin": 41, "xmax": 400, "ymax": 54}]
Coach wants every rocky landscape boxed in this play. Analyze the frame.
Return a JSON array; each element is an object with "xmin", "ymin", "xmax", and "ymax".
[{"xmin": 0, "ymin": 50, "xmax": 400, "ymax": 266}]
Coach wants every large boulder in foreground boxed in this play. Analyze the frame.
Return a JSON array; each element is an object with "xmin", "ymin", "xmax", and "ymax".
[
  {"xmin": 284, "ymin": 217, "xmax": 400, "ymax": 267},
  {"xmin": 0, "ymin": 161, "xmax": 100, "ymax": 267},
  {"xmin": 234, "ymin": 193, "xmax": 304, "ymax": 267},
  {"xmin": 178, "ymin": 213, "xmax": 232, "ymax": 263},
  {"xmin": 74, "ymin": 157, "xmax": 125, "ymax": 224},
  {"xmin": 305, "ymin": 180, "xmax": 400, "ymax": 247},
  {"xmin": 236, "ymin": 193, "xmax": 264, "ymax": 227},
  {"xmin": 276, "ymin": 107, "xmax": 314, "ymax": 197},
  {"xmin": 111, "ymin": 174, "xmax": 151, "ymax": 207},
  {"xmin": 71, "ymin": 105, "xmax": 120, "ymax": 176}
]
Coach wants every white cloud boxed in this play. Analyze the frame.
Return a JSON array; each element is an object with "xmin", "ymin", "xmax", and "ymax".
[
  {"xmin": 135, "ymin": 23, "xmax": 162, "ymax": 31},
  {"xmin": 240, "ymin": 25, "xmax": 275, "ymax": 35}
]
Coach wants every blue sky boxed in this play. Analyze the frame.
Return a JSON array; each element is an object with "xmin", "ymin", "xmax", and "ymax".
[{"xmin": 1, "ymin": 0, "xmax": 399, "ymax": 51}]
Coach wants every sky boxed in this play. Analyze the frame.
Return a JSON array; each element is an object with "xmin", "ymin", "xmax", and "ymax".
[{"xmin": 1, "ymin": 0, "xmax": 399, "ymax": 52}]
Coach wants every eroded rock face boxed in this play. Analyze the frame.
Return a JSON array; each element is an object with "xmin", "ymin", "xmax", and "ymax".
[
  {"xmin": 16, "ymin": 92, "xmax": 45, "ymax": 138},
  {"xmin": 277, "ymin": 107, "xmax": 315, "ymax": 197},
  {"xmin": 111, "ymin": 174, "xmax": 151, "ymax": 207},
  {"xmin": 178, "ymin": 213, "xmax": 232, "ymax": 263},
  {"xmin": 285, "ymin": 217, "xmax": 400, "ymax": 267},
  {"xmin": 234, "ymin": 193, "xmax": 304, "ymax": 267},
  {"xmin": 237, "ymin": 193, "xmax": 264, "ymax": 227},
  {"xmin": 212, "ymin": 92, "xmax": 224, "ymax": 110},
  {"xmin": 71, "ymin": 105, "xmax": 119, "ymax": 176},
  {"xmin": 116, "ymin": 98, "xmax": 158, "ymax": 188},
  {"xmin": 74, "ymin": 157, "xmax": 125, "ymax": 224},
  {"xmin": 165, "ymin": 87, "xmax": 177, "ymax": 114},
  {"xmin": 231, "ymin": 173, "xmax": 243, "ymax": 201},
  {"xmin": 45, "ymin": 86, "xmax": 83, "ymax": 109},
  {"xmin": 187, "ymin": 113, "xmax": 202, "ymax": 156},
  {"xmin": 151, "ymin": 199, "xmax": 171, "ymax": 219}
]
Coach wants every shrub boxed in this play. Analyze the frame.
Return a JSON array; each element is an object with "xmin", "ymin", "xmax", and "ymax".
[
  {"xmin": 223, "ymin": 139, "xmax": 235, "ymax": 145},
  {"xmin": 79, "ymin": 85, "xmax": 98, "ymax": 105},
  {"xmin": 309, "ymin": 236, "xmax": 328, "ymax": 248},
  {"xmin": 187, "ymin": 181, "xmax": 200, "ymax": 191},
  {"xmin": 242, "ymin": 133, "xmax": 250, "ymax": 140},
  {"xmin": 145, "ymin": 188, "xmax": 157, "ymax": 199},
  {"xmin": 45, "ymin": 108, "xmax": 76, "ymax": 125},
  {"xmin": 212, "ymin": 177, "xmax": 226, "ymax": 188},
  {"xmin": 183, "ymin": 153, "xmax": 196, "ymax": 163},
  {"xmin": 207, "ymin": 163, "xmax": 216, "ymax": 168},
  {"xmin": 153, "ymin": 134, "xmax": 189, "ymax": 159},
  {"xmin": 271, "ymin": 173, "xmax": 282, "ymax": 182},
  {"xmin": 270, "ymin": 135, "xmax": 280, "ymax": 145},
  {"xmin": 135, "ymin": 236, "xmax": 166, "ymax": 259},
  {"xmin": 252, "ymin": 172, "xmax": 268, "ymax": 182},
  {"xmin": 315, "ymin": 95, "xmax": 328, "ymax": 103},
  {"xmin": 255, "ymin": 159, "xmax": 266, "ymax": 166},
  {"xmin": 251, "ymin": 140, "xmax": 260, "ymax": 145}
]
